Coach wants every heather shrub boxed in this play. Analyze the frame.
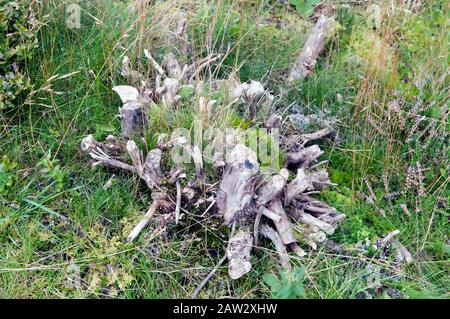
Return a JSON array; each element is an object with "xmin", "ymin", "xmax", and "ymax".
[{"xmin": 0, "ymin": 1, "xmax": 39, "ymax": 109}]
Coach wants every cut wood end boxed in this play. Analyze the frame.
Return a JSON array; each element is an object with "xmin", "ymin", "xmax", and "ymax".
[
  {"xmin": 80, "ymin": 134, "xmax": 97, "ymax": 152},
  {"xmin": 113, "ymin": 85, "xmax": 140, "ymax": 103},
  {"xmin": 126, "ymin": 140, "xmax": 138, "ymax": 153}
]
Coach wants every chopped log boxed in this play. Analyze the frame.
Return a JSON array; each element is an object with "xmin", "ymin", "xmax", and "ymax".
[
  {"xmin": 80, "ymin": 50, "xmax": 345, "ymax": 282},
  {"xmin": 287, "ymin": 15, "xmax": 337, "ymax": 82},
  {"xmin": 113, "ymin": 70, "xmax": 145, "ymax": 140},
  {"xmin": 260, "ymin": 224, "xmax": 292, "ymax": 271}
]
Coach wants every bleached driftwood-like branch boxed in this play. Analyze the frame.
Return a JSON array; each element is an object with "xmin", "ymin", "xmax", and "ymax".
[
  {"xmin": 287, "ymin": 15, "xmax": 337, "ymax": 82},
  {"xmin": 260, "ymin": 224, "xmax": 292, "ymax": 271},
  {"xmin": 127, "ymin": 197, "xmax": 162, "ymax": 242},
  {"xmin": 286, "ymin": 145, "xmax": 324, "ymax": 168}
]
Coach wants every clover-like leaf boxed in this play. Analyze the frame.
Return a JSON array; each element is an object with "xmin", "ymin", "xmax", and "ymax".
[{"xmin": 290, "ymin": 0, "xmax": 320, "ymax": 19}]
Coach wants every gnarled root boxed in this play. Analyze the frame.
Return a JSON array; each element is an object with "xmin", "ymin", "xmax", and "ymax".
[{"xmin": 260, "ymin": 224, "xmax": 292, "ymax": 271}]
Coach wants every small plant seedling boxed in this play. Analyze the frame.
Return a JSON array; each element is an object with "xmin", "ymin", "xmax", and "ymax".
[
  {"xmin": 38, "ymin": 152, "xmax": 68, "ymax": 191},
  {"xmin": 263, "ymin": 267, "xmax": 306, "ymax": 299},
  {"xmin": 0, "ymin": 155, "xmax": 17, "ymax": 194}
]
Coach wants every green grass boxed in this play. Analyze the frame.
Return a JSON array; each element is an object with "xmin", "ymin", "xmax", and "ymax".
[{"xmin": 0, "ymin": 0, "xmax": 448, "ymax": 298}]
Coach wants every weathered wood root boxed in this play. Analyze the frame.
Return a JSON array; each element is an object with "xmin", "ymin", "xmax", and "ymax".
[
  {"xmin": 127, "ymin": 197, "xmax": 163, "ymax": 242},
  {"xmin": 120, "ymin": 102, "xmax": 145, "ymax": 139},
  {"xmin": 260, "ymin": 224, "xmax": 292, "ymax": 271},
  {"xmin": 81, "ymin": 49, "xmax": 348, "ymax": 280},
  {"xmin": 215, "ymin": 137, "xmax": 342, "ymax": 278}
]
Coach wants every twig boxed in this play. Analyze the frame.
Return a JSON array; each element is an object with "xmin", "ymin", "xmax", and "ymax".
[
  {"xmin": 126, "ymin": 200, "xmax": 162, "ymax": 242},
  {"xmin": 191, "ymin": 255, "xmax": 227, "ymax": 299},
  {"xmin": 175, "ymin": 179, "xmax": 181, "ymax": 224},
  {"xmin": 191, "ymin": 223, "xmax": 236, "ymax": 299},
  {"xmin": 378, "ymin": 229, "xmax": 400, "ymax": 247},
  {"xmin": 144, "ymin": 49, "xmax": 165, "ymax": 75},
  {"xmin": 90, "ymin": 150, "xmax": 135, "ymax": 171}
]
